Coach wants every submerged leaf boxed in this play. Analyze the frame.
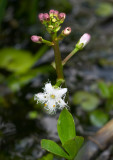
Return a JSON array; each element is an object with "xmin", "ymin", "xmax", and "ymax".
[
  {"xmin": 96, "ymin": 2, "xmax": 113, "ymax": 17},
  {"xmin": 73, "ymin": 91, "xmax": 99, "ymax": 111},
  {"xmin": 98, "ymin": 81, "xmax": 110, "ymax": 98},
  {"xmin": 0, "ymin": 46, "xmax": 48, "ymax": 74},
  {"xmin": 0, "ymin": 48, "xmax": 34, "ymax": 73},
  {"xmin": 90, "ymin": 110, "xmax": 109, "ymax": 127},
  {"xmin": 7, "ymin": 66, "xmax": 51, "ymax": 91}
]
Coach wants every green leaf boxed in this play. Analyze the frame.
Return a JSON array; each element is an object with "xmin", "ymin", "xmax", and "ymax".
[
  {"xmin": 96, "ymin": 2, "xmax": 113, "ymax": 17},
  {"xmin": 28, "ymin": 111, "xmax": 38, "ymax": 119},
  {"xmin": 7, "ymin": 66, "xmax": 51, "ymax": 91},
  {"xmin": 73, "ymin": 91, "xmax": 99, "ymax": 111},
  {"xmin": 0, "ymin": 47, "xmax": 48, "ymax": 74},
  {"xmin": 0, "ymin": 73, "xmax": 5, "ymax": 83},
  {"xmin": 28, "ymin": 0, "xmax": 39, "ymax": 24},
  {"xmin": 0, "ymin": 48, "xmax": 34, "ymax": 73},
  {"xmin": 34, "ymin": 45, "xmax": 49, "ymax": 61},
  {"xmin": 0, "ymin": 0, "xmax": 7, "ymax": 26},
  {"xmin": 62, "ymin": 136, "xmax": 84, "ymax": 159},
  {"xmin": 41, "ymin": 139, "xmax": 70, "ymax": 159},
  {"xmin": 98, "ymin": 81, "xmax": 110, "ymax": 98},
  {"xmin": 48, "ymin": 0, "xmax": 72, "ymax": 13},
  {"xmin": 108, "ymin": 84, "xmax": 113, "ymax": 96},
  {"xmin": 105, "ymin": 98, "xmax": 113, "ymax": 111},
  {"xmin": 99, "ymin": 58, "xmax": 113, "ymax": 67},
  {"xmin": 90, "ymin": 110, "xmax": 109, "ymax": 127},
  {"xmin": 39, "ymin": 153, "xmax": 53, "ymax": 160},
  {"xmin": 57, "ymin": 108, "xmax": 76, "ymax": 145}
]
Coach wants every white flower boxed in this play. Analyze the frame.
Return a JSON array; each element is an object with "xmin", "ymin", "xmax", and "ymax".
[{"xmin": 34, "ymin": 83, "xmax": 68, "ymax": 114}]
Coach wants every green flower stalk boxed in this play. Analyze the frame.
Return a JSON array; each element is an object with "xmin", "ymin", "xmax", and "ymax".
[
  {"xmin": 31, "ymin": 10, "xmax": 91, "ymax": 111},
  {"xmin": 31, "ymin": 10, "xmax": 91, "ymax": 159},
  {"xmin": 31, "ymin": 35, "xmax": 53, "ymax": 46}
]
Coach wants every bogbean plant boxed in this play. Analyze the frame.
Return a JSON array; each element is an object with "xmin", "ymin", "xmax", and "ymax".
[{"xmin": 31, "ymin": 9, "xmax": 91, "ymax": 160}]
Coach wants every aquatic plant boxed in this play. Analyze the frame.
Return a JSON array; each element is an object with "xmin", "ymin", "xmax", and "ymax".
[{"xmin": 31, "ymin": 9, "xmax": 91, "ymax": 160}]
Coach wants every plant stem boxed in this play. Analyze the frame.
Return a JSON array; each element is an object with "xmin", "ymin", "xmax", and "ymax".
[
  {"xmin": 42, "ymin": 39, "xmax": 54, "ymax": 46},
  {"xmin": 62, "ymin": 47, "xmax": 79, "ymax": 66},
  {"xmin": 52, "ymin": 35, "xmax": 64, "ymax": 80},
  {"xmin": 51, "ymin": 47, "xmax": 79, "ymax": 68},
  {"xmin": 52, "ymin": 33, "xmax": 69, "ymax": 104}
]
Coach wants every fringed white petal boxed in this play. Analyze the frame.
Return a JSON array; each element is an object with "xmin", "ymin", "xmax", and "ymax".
[
  {"xmin": 55, "ymin": 88, "xmax": 67, "ymax": 98},
  {"xmin": 57, "ymin": 98, "xmax": 67, "ymax": 109},
  {"xmin": 34, "ymin": 93, "xmax": 47, "ymax": 103},
  {"xmin": 45, "ymin": 99, "xmax": 56, "ymax": 114},
  {"xmin": 44, "ymin": 83, "xmax": 53, "ymax": 93}
]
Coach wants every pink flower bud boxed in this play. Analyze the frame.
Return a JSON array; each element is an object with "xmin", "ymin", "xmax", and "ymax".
[
  {"xmin": 49, "ymin": 9, "xmax": 55, "ymax": 15},
  {"xmin": 79, "ymin": 33, "xmax": 91, "ymax": 47},
  {"xmin": 38, "ymin": 13, "xmax": 44, "ymax": 21},
  {"xmin": 49, "ymin": 9, "xmax": 59, "ymax": 17},
  {"xmin": 54, "ymin": 10, "xmax": 59, "ymax": 16},
  {"xmin": 43, "ymin": 13, "xmax": 50, "ymax": 21},
  {"xmin": 31, "ymin": 35, "xmax": 42, "ymax": 43},
  {"xmin": 63, "ymin": 27, "xmax": 71, "ymax": 35},
  {"xmin": 59, "ymin": 13, "xmax": 66, "ymax": 20}
]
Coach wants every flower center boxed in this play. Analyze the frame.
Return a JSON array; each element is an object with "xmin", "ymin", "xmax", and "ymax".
[{"xmin": 50, "ymin": 94, "xmax": 55, "ymax": 99}]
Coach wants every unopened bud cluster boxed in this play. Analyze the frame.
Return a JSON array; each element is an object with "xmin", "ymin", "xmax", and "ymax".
[
  {"xmin": 31, "ymin": 10, "xmax": 91, "ymax": 50},
  {"xmin": 38, "ymin": 10, "xmax": 66, "ymax": 33}
]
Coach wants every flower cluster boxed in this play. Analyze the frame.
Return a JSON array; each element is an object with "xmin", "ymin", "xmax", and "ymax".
[
  {"xmin": 38, "ymin": 10, "xmax": 66, "ymax": 33},
  {"xmin": 34, "ymin": 83, "xmax": 68, "ymax": 114}
]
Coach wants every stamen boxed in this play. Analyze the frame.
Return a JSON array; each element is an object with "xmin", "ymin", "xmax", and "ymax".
[
  {"xmin": 53, "ymin": 105, "xmax": 55, "ymax": 107},
  {"xmin": 48, "ymin": 25, "xmax": 53, "ymax": 29},
  {"xmin": 52, "ymin": 17, "xmax": 57, "ymax": 22},
  {"xmin": 44, "ymin": 103, "xmax": 47, "ymax": 106},
  {"xmin": 50, "ymin": 94, "xmax": 55, "ymax": 99}
]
